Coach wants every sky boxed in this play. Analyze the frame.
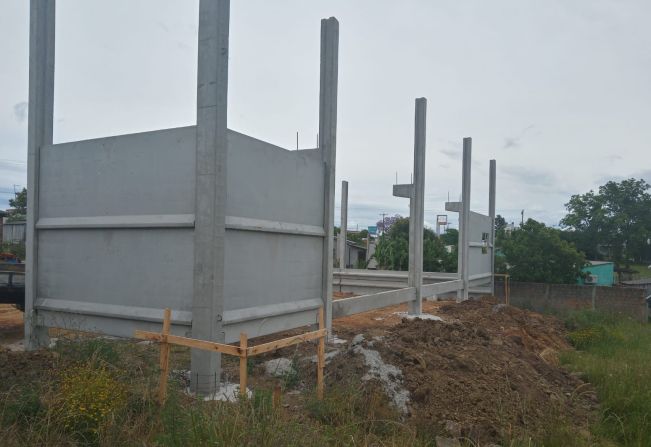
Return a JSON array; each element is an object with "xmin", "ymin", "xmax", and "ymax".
[{"xmin": 1, "ymin": 0, "xmax": 650, "ymax": 231}]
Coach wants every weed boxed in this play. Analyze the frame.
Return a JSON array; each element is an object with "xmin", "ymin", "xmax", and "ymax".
[
  {"xmin": 56, "ymin": 362, "xmax": 127, "ymax": 442},
  {"xmin": 562, "ymin": 311, "xmax": 651, "ymax": 446}
]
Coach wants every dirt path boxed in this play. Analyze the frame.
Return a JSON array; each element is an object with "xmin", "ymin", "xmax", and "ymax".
[{"xmin": 0, "ymin": 304, "xmax": 23, "ymax": 347}]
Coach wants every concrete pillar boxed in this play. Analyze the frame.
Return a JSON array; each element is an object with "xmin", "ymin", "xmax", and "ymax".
[
  {"xmin": 338, "ymin": 180, "xmax": 348, "ymax": 269},
  {"xmin": 488, "ymin": 159, "xmax": 496, "ymax": 295},
  {"xmin": 408, "ymin": 98, "xmax": 426, "ymax": 315},
  {"xmin": 25, "ymin": 0, "xmax": 56, "ymax": 349},
  {"xmin": 457, "ymin": 138, "xmax": 472, "ymax": 301},
  {"xmin": 191, "ymin": 0, "xmax": 230, "ymax": 394},
  {"xmin": 319, "ymin": 18, "xmax": 339, "ymax": 334}
]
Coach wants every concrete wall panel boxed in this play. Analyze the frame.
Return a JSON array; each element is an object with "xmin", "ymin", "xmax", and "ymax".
[
  {"xmin": 39, "ymin": 127, "xmax": 196, "ymax": 218},
  {"xmin": 468, "ymin": 211, "xmax": 493, "ymax": 280},
  {"xmin": 224, "ymin": 230, "xmax": 322, "ymax": 312},
  {"xmin": 37, "ymin": 228, "xmax": 193, "ymax": 312},
  {"xmin": 227, "ymin": 131, "xmax": 324, "ymax": 227}
]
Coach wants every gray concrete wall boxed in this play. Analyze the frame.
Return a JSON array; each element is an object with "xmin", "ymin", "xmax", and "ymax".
[{"xmin": 26, "ymin": 0, "xmax": 339, "ymax": 394}]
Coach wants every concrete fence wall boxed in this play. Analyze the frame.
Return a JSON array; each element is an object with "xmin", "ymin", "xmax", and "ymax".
[{"xmin": 495, "ymin": 280, "xmax": 648, "ymax": 322}]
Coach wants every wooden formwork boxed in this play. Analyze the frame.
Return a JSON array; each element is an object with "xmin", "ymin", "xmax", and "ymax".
[{"xmin": 134, "ymin": 307, "xmax": 326, "ymax": 404}]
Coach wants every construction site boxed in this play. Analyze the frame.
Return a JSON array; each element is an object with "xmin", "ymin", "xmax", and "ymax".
[{"xmin": 2, "ymin": 1, "xmax": 651, "ymax": 446}]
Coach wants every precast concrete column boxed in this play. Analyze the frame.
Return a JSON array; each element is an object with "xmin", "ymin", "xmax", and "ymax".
[
  {"xmin": 191, "ymin": 0, "xmax": 230, "ymax": 394},
  {"xmin": 319, "ymin": 18, "xmax": 339, "ymax": 334},
  {"xmin": 338, "ymin": 180, "xmax": 348, "ymax": 269},
  {"xmin": 26, "ymin": 0, "xmax": 56, "ymax": 349},
  {"xmin": 408, "ymin": 98, "xmax": 427, "ymax": 315},
  {"xmin": 489, "ymin": 160, "xmax": 497, "ymax": 295},
  {"xmin": 457, "ymin": 138, "xmax": 472, "ymax": 302}
]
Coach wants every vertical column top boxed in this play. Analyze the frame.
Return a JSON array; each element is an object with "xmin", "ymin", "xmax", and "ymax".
[{"xmin": 489, "ymin": 159, "xmax": 497, "ymax": 218}]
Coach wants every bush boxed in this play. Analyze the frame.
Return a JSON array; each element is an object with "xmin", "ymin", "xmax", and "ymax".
[{"xmin": 56, "ymin": 362, "xmax": 127, "ymax": 441}]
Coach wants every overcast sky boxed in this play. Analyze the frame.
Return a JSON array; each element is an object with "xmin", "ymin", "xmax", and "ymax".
[{"xmin": 1, "ymin": 0, "xmax": 650, "ymax": 231}]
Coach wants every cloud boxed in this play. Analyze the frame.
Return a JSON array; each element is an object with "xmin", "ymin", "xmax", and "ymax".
[
  {"xmin": 13, "ymin": 102, "xmax": 27, "ymax": 122},
  {"xmin": 501, "ymin": 164, "xmax": 556, "ymax": 187},
  {"xmin": 440, "ymin": 148, "xmax": 460, "ymax": 159},
  {"xmin": 0, "ymin": 159, "xmax": 27, "ymax": 174},
  {"xmin": 503, "ymin": 124, "xmax": 534, "ymax": 149}
]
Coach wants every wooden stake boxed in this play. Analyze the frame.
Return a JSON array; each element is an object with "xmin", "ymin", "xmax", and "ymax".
[
  {"xmin": 239, "ymin": 332, "xmax": 248, "ymax": 398},
  {"xmin": 317, "ymin": 307, "xmax": 325, "ymax": 400},
  {"xmin": 158, "ymin": 308, "xmax": 172, "ymax": 405},
  {"xmin": 273, "ymin": 384, "xmax": 282, "ymax": 408}
]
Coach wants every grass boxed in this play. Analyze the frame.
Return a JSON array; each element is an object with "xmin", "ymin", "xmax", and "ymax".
[
  {"xmin": 5, "ymin": 318, "xmax": 649, "ymax": 446},
  {"xmin": 0, "ymin": 337, "xmax": 430, "ymax": 446},
  {"xmin": 562, "ymin": 310, "xmax": 651, "ymax": 447}
]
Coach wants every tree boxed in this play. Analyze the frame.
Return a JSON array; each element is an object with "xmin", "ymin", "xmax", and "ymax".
[
  {"xmin": 376, "ymin": 214, "xmax": 402, "ymax": 235},
  {"xmin": 501, "ymin": 218, "xmax": 586, "ymax": 284},
  {"xmin": 440, "ymin": 228, "xmax": 458, "ymax": 247},
  {"xmin": 495, "ymin": 214, "xmax": 507, "ymax": 233},
  {"xmin": 561, "ymin": 179, "xmax": 651, "ymax": 265},
  {"xmin": 374, "ymin": 217, "xmax": 456, "ymax": 272},
  {"xmin": 348, "ymin": 229, "xmax": 368, "ymax": 245},
  {"xmin": 7, "ymin": 188, "xmax": 27, "ymax": 222}
]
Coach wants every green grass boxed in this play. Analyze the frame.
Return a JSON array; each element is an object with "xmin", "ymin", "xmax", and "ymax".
[
  {"xmin": 562, "ymin": 311, "xmax": 651, "ymax": 447},
  {"xmin": 0, "ymin": 338, "xmax": 429, "ymax": 447}
]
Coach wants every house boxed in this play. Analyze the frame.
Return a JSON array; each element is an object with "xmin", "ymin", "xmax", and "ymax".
[
  {"xmin": 334, "ymin": 235, "xmax": 367, "ymax": 269},
  {"xmin": 578, "ymin": 260, "xmax": 615, "ymax": 286}
]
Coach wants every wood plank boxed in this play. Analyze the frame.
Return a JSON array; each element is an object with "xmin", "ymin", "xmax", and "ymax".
[
  {"xmin": 158, "ymin": 308, "xmax": 172, "ymax": 404},
  {"xmin": 239, "ymin": 332, "xmax": 248, "ymax": 398},
  {"xmin": 246, "ymin": 328, "xmax": 327, "ymax": 356},
  {"xmin": 134, "ymin": 330, "xmax": 242, "ymax": 357}
]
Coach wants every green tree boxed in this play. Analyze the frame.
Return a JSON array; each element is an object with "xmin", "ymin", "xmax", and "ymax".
[
  {"xmin": 501, "ymin": 218, "xmax": 587, "ymax": 284},
  {"xmin": 7, "ymin": 188, "xmax": 27, "ymax": 222},
  {"xmin": 561, "ymin": 178, "xmax": 651, "ymax": 265},
  {"xmin": 374, "ymin": 217, "xmax": 456, "ymax": 272},
  {"xmin": 440, "ymin": 228, "xmax": 458, "ymax": 247}
]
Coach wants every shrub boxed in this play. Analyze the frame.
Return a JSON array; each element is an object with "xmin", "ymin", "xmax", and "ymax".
[{"xmin": 56, "ymin": 363, "xmax": 127, "ymax": 441}]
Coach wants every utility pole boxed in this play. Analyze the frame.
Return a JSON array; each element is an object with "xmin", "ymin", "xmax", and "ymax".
[{"xmin": 521, "ymin": 209, "xmax": 524, "ymax": 226}]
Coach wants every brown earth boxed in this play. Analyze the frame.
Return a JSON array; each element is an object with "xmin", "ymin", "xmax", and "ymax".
[
  {"xmin": 0, "ymin": 304, "xmax": 23, "ymax": 346},
  {"xmin": 0, "ymin": 298, "xmax": 598, "ymax": 444},
  {"xmin": 330, "ymin": 298, "xmax": 598, "ymax": 443}
]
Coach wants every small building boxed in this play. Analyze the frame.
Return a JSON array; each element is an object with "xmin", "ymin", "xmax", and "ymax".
[
  {"xmin": 578, "ymin": 260, "xmax": 616, "ymax": 286},
  {"xmin": 2, "ymin": 221, "xmax": 26, "ymax": 244},
  {"xmin": 334, "ymin": 235, "xmax": 367, "ymax": 269}
]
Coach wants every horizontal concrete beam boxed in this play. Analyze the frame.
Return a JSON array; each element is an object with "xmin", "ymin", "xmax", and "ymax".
[
  {"xmin": 392, "ymin": 183, "xmax": 413, "ymax": 198},
  {"xmin": 332, "ymin": 287, "xmax": 416, "ymax": 318},
  {"xmin": 36, "ymin": 214, "xmax": 325, "ymax": 237},
  {"xmin": 445, "ymin": 201, "xmax": 461, "ymax": 212},
  {"xmin": 225, "ymin": 216, "xmax": 325, "ymax": 237},
  {"xmin": 421, "ymin": 279, "xmax": 462, "ymax": 297},
  {"xmin": 36, "ymin": 214, "xmax": 195, "ymax": 229}
]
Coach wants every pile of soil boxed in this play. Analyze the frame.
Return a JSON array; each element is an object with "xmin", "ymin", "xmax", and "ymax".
[{"xmin": 334, "ymin": 299, "xmax": 598, "ymax": 443}]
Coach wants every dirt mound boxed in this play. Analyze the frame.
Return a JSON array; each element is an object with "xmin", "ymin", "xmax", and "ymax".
[{"xmin": 334, "ymin": 299, "xmax": 598, "ymax": 443}]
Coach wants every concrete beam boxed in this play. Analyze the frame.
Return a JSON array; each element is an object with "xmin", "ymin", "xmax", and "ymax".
[
  {"xmin": 191, "ymin": 0, "xmax": 230, "ymax": 394},
  {"xmin": 457, "ymin": 138, "xmax": 472, "ymax": 301},
  {"xmin": 338, "ymin": 180, "xmax": 348, "ymax": 269},
  {"xmin": 392, "ymin": 183, "xmax": 413, "ymax": 199},
  {"xmin": 489, "ymin": 159, "xmax": 496, "ymax": 295},
  {"xmin": 319, "ymin": 17, "xmax": 339, "ymax": 334},
  {"xmin": 408, "ymin": 98, "xmax": 427, "ymax": 315},
  {"xmin": 26, "ymin": 0, "xmax": 56, "ymax": 349}
]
